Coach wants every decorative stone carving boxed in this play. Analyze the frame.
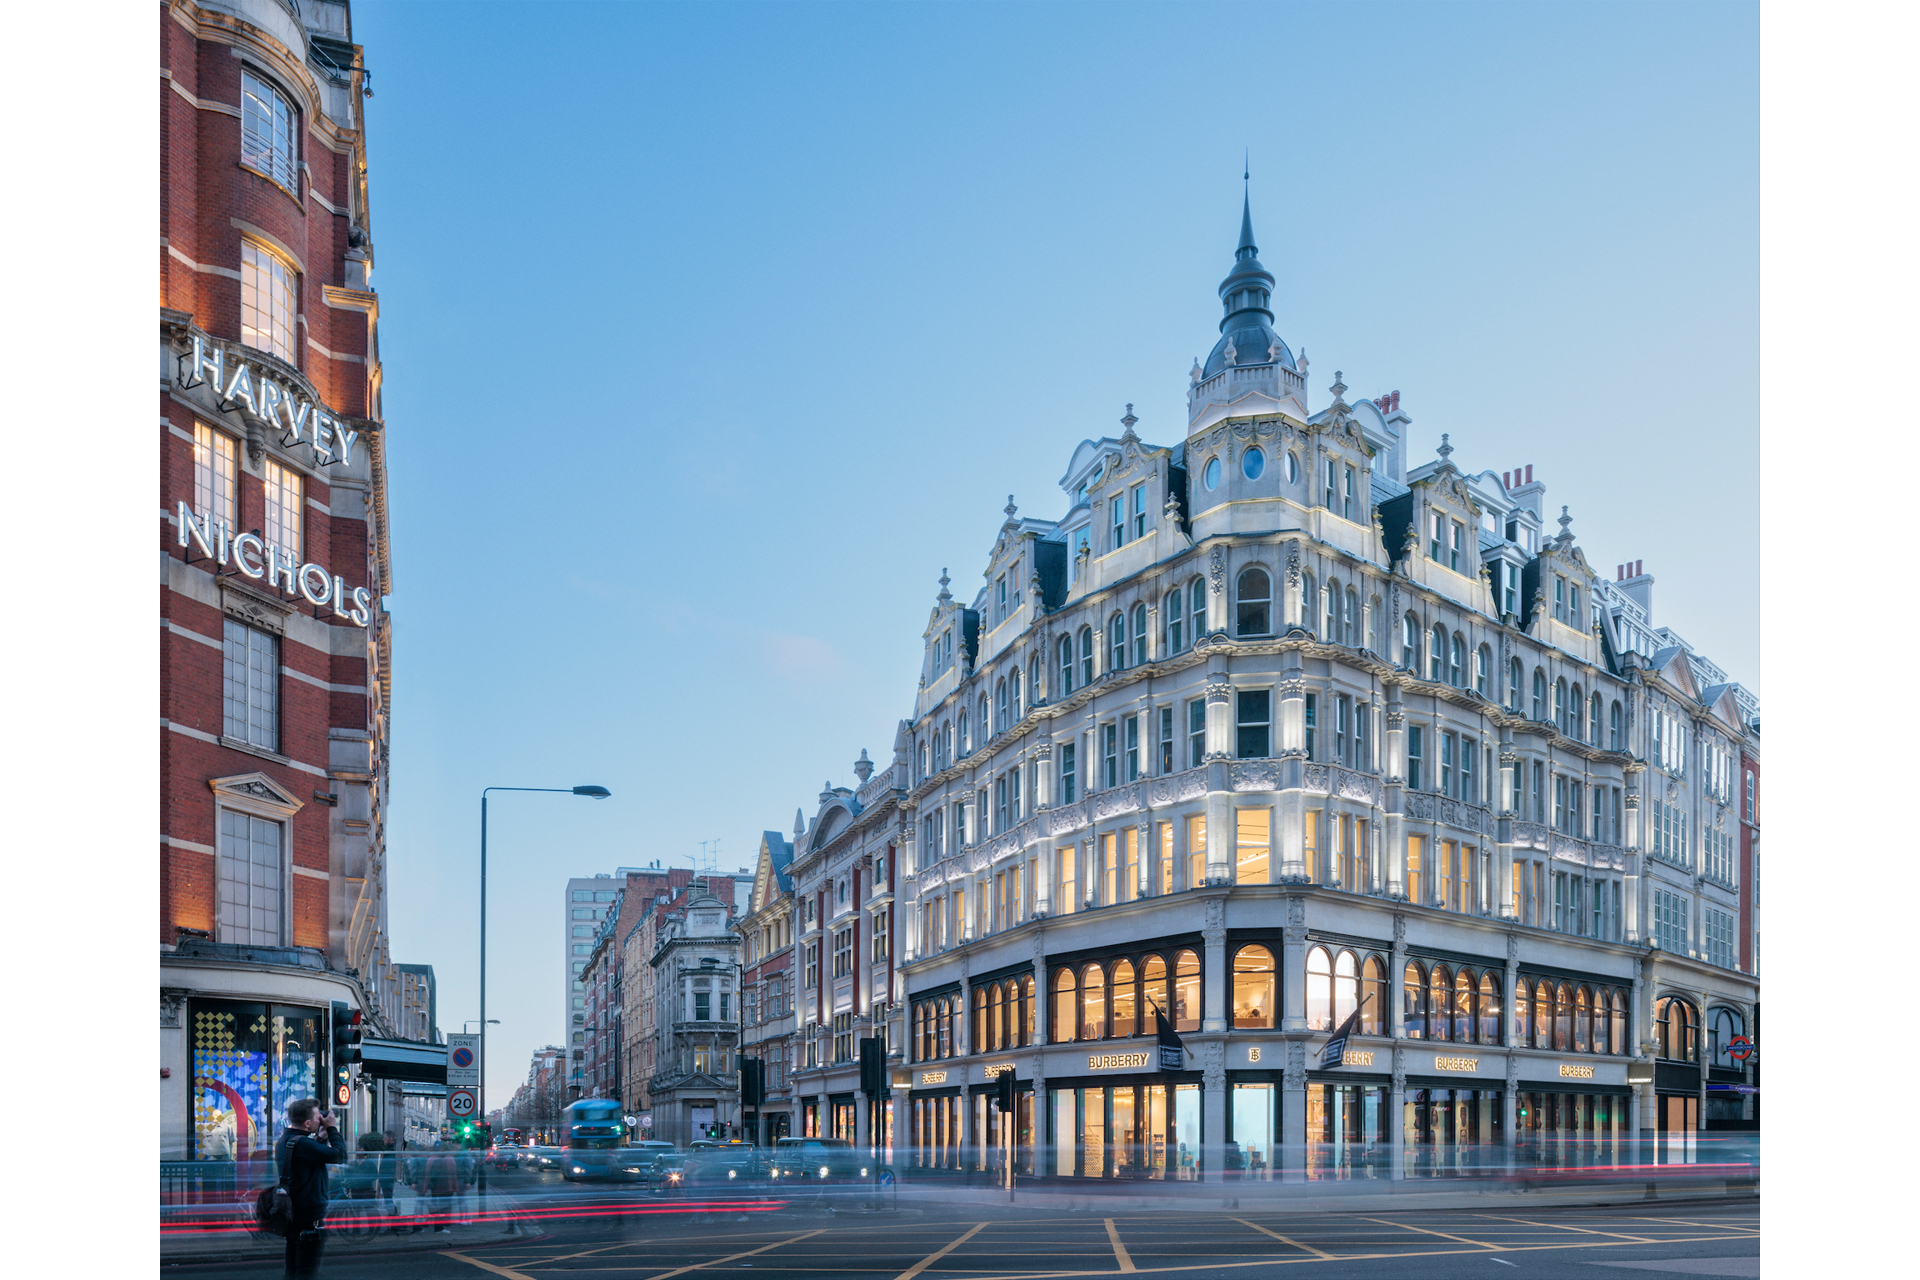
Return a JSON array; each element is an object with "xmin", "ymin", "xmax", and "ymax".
[
  {"xmin": 1201, "ymin": 1040, "xmax": 1226, "ymax": 1089},
  {"xmin": 1391, "ymin": 1045, "xmax": 1406, "ymax": 1092},
  {"xmin": 1393, "ymin": 913, "xmax": 1406, "ymax": 943},
  {"xmin": 1229, "ymin": 761, "xmax": 1283, "ymax": 792},
  {"xmin": 1204, "ymin": 679, "xmax": 1233, "ymax": 706},
  {"xmin": 1208, "ymin": 546, "xmax": 1226, "ymax": 596},
  {"xmin": 1283, "ymin": 1040, "xmax": 1307, "ymax": 1090},
  {"xmin": 161, "ymin": 989, "xmax": 187, "ymax": 1029},
  {"xmin": 1287, "ymin": 896, "xmax": 1306, "ymax": 926},
  {"xmin": 1203, "ymin": 897, "xmax": 1225, "ymax": 936},
  {"xmin": 1286, "ymin": 541, "xmax": 1301, "ymax": 588},
  {"xmin": 1507, "ymin": 932, "xmax": 1520, "ymax": 960}
]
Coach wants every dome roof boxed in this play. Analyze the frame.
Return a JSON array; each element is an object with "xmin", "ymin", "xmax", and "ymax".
[{"xmin": 1203, "ymin": 321, "xmax": 1295, "ymax": 380}]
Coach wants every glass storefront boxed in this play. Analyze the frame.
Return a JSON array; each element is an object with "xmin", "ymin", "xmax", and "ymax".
[
  {"xmin": 911, "ymin": 1092, "xmax": 963, "ymax": 1168},
  {"xmin": 190, "ymin": 999, "xmax": 323, "ymax": 1163},
  {"xmin": 1513, "ymin": 1090, "xmax": 1630, "ymax": 1169},
  {"xmin": 1047, "ymin": 1083, "xmax": 1199, "ymax": 1178},
  {"xmin": 1228, "ymin": 1083, "xmax": 1274, "ymax": 1175},
  {"xmin": 1306, "ymin": 1082, "xmax": 1388, "ymax": 1179},
  {"xmin": 831, "ymin": 1097, "xmax": 857, "ymax": 1143},
  {"xmin": 970, "ymin": 1088, "xmax": 1036, "ymax": 1174}
]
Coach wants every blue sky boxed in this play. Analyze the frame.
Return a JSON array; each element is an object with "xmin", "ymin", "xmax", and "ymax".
[{"xmin": 349, "ymin": 0, "xmax": 1757, "ymax": 1099}]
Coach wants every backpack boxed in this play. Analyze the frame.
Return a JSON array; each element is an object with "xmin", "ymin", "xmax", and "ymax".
[{"xmin": 254, "ymin": 1173, "xmax": 294, "ymax": 1238}]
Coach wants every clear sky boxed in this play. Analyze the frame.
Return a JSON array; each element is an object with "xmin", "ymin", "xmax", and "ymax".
[{"xmin": 349, "ymin": 0, "xmax": 1757, "ymax": 1101}]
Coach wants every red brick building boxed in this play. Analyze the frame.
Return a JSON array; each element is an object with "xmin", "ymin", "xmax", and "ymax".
[{"xmin": 158, "ymin": 0, "xmax": 397, "ymax": 1165}]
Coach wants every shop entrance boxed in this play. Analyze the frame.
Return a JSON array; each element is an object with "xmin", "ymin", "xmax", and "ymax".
[
  {"xmin": 1656, "ymin": 1092, "xmax": 1699, "ymax": 1164},
  {"xmin": 1307, "ymin": 1083, "xmax": 1387, "ymax": 1179},
  {"xmin": 1049, "ymin": 1082, "xmax": 1199, "ymax": 1179}
]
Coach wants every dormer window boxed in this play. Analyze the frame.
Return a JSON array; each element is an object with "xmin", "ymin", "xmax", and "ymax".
[
  {"xmin": 1570, "ymin": 583, "xmax": 1582, "ymax": 629},
  {"xmin": 1132, "ymin": 484, "xmax": 1148, "ymax": 538},
  {"xmin": 1343, "ymin": 466, "xmax": 1357, "ymax": 520},
  {"xmin": 1429, "ymin": 513, "xmax": 1444, "ymax": 562},
  {"xmin": 1111, "ymin": 496, "xmax": 1125, "ymax": 550},
  {"xmin": 1325, "ymin": 459, "xmax": 1338, "ymax": 510},
  {"xmin": 1553, "ymin": 575, "xmax": 1567, "ymax": 622},
  {"xmin": 997, "ymin": 576, "xmax": 1007, "ymax": 620},
  {"xmin": 1450, "ymin": 521, "xmax": 1464, "ymax": 572}
]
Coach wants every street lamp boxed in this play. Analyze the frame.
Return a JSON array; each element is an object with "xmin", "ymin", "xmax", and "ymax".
[{"xmin": 481, "ymin": 785, "xmax": 611, "ymax": 1181}]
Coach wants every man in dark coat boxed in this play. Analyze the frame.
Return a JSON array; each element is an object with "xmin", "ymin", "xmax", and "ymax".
[{"xmin": 276, "ymin": 1097, "xmax": 347, "ymax": 1277}]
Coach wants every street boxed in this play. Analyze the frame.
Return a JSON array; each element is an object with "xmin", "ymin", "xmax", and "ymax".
[{"xmin": 163, "ymin": 1177, "xmax": 1758, "ymax": 1280}]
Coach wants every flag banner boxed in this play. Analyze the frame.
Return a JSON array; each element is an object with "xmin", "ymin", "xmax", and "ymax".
[
  {"xmin": 1153, "ymin": 1001, "xmax": 1185, "ymax": 1070},
  {"xmin": 1319, "ymin": 1008, "xmax": 1362, "ymax": 1069}
]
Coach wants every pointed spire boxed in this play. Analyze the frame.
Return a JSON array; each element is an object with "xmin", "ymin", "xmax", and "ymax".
[
  {"xmin": 1238, "ymin": 188, "xmax": 1256, "ymax": 257},
  {"xmin": 793, "ymin": 808, "xmax": 804, "ymax": 837}
]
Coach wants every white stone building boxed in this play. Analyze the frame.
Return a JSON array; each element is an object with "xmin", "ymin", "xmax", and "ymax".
[
  {"xmin": 645, "ymin": 889, "xmax": 745, "ymax": 1146},
  {"xmin": 885, "ymin": 195, "xmax": 1759, "ymax": 1180}
]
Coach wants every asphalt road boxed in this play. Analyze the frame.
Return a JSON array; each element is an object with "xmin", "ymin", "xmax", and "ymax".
[{"xmin": 163, "ymin": 1177, "xmax": 1759, "ymax": 1280}]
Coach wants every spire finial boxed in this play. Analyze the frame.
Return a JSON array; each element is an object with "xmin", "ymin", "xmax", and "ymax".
[
  {"xmin": 1119, "ymin": 403, "xmax": 1139, "ymax": 442},
  {"xmin": 937, "ymin": 568, "xmax": 952, "ymax": 604},
  {"xmin": 1558, "ymin": 505, "xmax": 1573, "ymax": 538},
  {"xmin": 1003, "ymin": 495, "xmax": 1018, "ymax": 524},
  {"xmin": 1329, "ymin": 370, "xmax": 1348, "ymax": 402},
  {"xmin": 1436, "ymin": 432, "xmax": 1453, "ymax": 463}
]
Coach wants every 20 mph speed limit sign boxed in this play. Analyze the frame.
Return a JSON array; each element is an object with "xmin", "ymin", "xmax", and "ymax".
[{"xmin": 448, "ymin": 1088, "xmax": 477, "ymax": 1118}]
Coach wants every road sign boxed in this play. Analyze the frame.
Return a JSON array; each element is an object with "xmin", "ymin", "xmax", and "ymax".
[
  {"xmin": 447, "ymin": 1034, "xmax": 480, "ymax": 1088},
  {"xmin": 449, "ymin": 1088, "xmax": 477, "ymax": 1118},
  {"xmin": 1727, "ymin": 1035, "xmax": 1754, "ymax": 1062}
]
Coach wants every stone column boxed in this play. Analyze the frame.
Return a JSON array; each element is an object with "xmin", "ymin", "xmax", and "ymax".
[
  {"xmin": 1206, "ymin": 545, "xmax": 1227, "ymax": 634},
  {"xmin": 1281, "ymin": 898, "xmax": 1308, "ymax": 1032},
  {"xmin": 1388, "ymin": 914, "xmax": 1407, "ymax": 1039},
  {"xmin": 1631, "ymin": 972, "xmax": 1650, "ymax": 1138},
  {"xmin": 1384, "ymin": 686, "xmax": 1407, "ymax": 899},
  {"xmin": 1281, "ymin": 1040, "xmax": 1307, "ymax": 1181},
  {"xmin": 1201, "ymin": 1039, "xmax": 1227, "ymax": 1183},
  {"xmin": 1503, "ymin": 934, "xmax": 1521, "ymax": 1146},
  {"xmin": 1623, "ymin": 777, "xmax": 1643, "ymax": 943},
  {"xmin": 1497, "ymin": 724, "xmax": 1518, "ymax": 919},
  {"xmin": 1202, "ymin": 895, "xmax": 1228, "ymax": 1034},
  {"xmin": 1389, "ymin": 1045, "xmax": 1407, "ymax": 1181}
]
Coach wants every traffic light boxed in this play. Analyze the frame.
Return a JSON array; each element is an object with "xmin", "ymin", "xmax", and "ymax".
[
  {"xmin": 858, "ymin": 1037, "xmax": 884, "ymax": 1099},
  {"xmin": 740, "ymin": 1057, "xmax": 765, "ymax": 1107},
  {"xmin": 330, "ymin": 1001, "xmax": 364, "ymax": 1066},
  {"xmin": 995, "ymin": 1068, "xmax": 1016, "ymax": 1116}
]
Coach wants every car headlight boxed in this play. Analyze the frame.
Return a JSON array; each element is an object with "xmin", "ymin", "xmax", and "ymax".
[
  {"xmin": 770, "ymin": 1169, "xmax": 780, "ymax": 1178},
  {"xmin": 819, "ymin": 1166, "xmax": 829, "ymax": 1178},
  {"xmin": 727, "ymin": 1169, "xmax": 736, "ymax": 1179},
  {"xmin": 860, "ymin": 1168, "xmax": 868, "ymax": 1176}
]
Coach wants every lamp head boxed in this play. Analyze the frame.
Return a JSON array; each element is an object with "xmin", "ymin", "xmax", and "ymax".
[{"xmin": 573, "ymin": 786, "xmax": 612, "ymax": 799}]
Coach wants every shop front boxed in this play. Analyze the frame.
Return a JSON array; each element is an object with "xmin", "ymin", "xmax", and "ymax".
[
  {"xmin": 1047, "ymin": 1062, "xmax": 1203, "ymax": 1180},
  {"xmin": 1305, "ymin": 1074, "xmax": 1391, "ymax": 1179},
  {"xmin": 1514, "ymin": 1083, "xmax": 1632, "ymax": 1168},
  {"xmin": 909, "ymin": 1075, "xmax": 964, "ymax": 1169},
  {"xmin": 968, "ymin": 1072, "xmax": 1035, "ymax": 1174}
]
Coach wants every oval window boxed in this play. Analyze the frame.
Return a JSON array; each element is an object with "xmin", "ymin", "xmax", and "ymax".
[
  {"xmin": 1285, "ymin": 451, "xmax": 1299, "ymax": 484},
  {"xmin": 1203, "ymin": 456, "xmax": 1222, "ymax": 490},
  {"xmin": 1242, "ymin": 447, "xmax": 1265, "ymax": 480}
]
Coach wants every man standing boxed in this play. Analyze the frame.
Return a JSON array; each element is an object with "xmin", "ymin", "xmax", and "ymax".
[{"xmin": 276, "ymin": 1098, "xmax": 347, "ymax": 1277}]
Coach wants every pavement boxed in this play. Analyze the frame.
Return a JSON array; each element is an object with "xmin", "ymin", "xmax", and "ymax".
[{"xmin": 159, "ymin": 1169, "xmax": 1759, "ymax": 1278}]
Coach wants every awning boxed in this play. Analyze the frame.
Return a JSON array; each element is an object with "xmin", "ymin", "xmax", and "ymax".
[{"xmin": 359, "ymin": 1037, "xmax": 447, "ymax": 1084}]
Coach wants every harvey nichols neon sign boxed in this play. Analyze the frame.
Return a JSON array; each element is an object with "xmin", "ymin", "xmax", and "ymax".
[{"xmin": 174, "ymin": 335, "xmax": 372, "ymax": 626}]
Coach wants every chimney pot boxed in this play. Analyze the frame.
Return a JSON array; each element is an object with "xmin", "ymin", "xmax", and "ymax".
[{"xmin": 1526, "ymin": 464, "xmax": 1534, "ymax": 483}]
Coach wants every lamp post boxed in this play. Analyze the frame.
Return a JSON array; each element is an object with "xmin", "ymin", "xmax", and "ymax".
[{"xmin": 481, "ymin": 785, "xmax": 611, "ymax": 1189}]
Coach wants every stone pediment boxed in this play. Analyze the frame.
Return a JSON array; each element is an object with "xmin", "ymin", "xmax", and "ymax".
[
  {"xmin": 1648, "ymin": 646, "xmax": 1702, "ymax": 704},
  {"xmin": 209, "ymin": 771, "xmax": 304, "ymax": 818}
]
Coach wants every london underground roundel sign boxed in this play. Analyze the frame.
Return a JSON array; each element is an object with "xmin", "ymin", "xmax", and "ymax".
[{"xmin": 1727, "ymin": 1035, "xmax": 1754, "ymax": 1062}]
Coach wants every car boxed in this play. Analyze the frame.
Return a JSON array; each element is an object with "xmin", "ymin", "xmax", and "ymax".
[
  {"xmin": 677, "ymin": 1142, "xmax": 764, "ymax": 1190},
  {"xmin": 613, "ymin": 1140, "xmax": 676, "ymax": 1180},
  {"xmin": 767, "ymin": 1137, "xmax": 867, "ymax": 1184},
  {"xmin": 650, "ymin": 1151, "xmax": 693, "ymax": 1192},
  {"xmin": 485, "ymin": 1144, "xmax": 523, "ymax": 1170},
  {"xmin": 522, "ymin": 1145, "xmax": 563, "ymax": 1171}
]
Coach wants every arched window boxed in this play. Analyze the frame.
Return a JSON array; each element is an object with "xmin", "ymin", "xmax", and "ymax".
[
  {"xmin": 1610, "ymin": 990, "xmax": 1627, "ymax": 1057},
  {"xmin": 1052, "ymin": 968, "xmax": 1077, "ymax": 1043},
  {"xmin": 1021, "ymin": 974, "xmax": 1036, "ymax": 1046},
  {"xmin": 1534, "ymin": 979, "xmax": 1554, "ymax": 1050},
  {"xmin": 1174, "ymin": 949, "xmax": 1201, "ymax": 1033},
  {"xmin": 995, "ymin": 678, "xmax": 1008, "ymax": 732},
  {"xmin": 1428, "ymin": 964, "xmax": 1451, "ymax": 1041},
  {"xmin": 1403, "ymin": 961, "xmax": 1426, "ymax": 1039},
  {"xmin": 1301, "ymin": 570, "xmax": 1316, "ymax": 628},
  {"xmin": 1191, "ymin": 579, "xmax": 1207, "ymax": 643},
  {"xmin": 1532, "ymin": 669, "xmax": 1546, "ymax": 720},
  {"xmin": 1345, "ymin": 588, "xmax": 1358, "ymax": 647},
  {"xmin": 1478, "ymin": 972, "xmax": 1501, "ymax": 1044},
  {"xmin": 1057, "ymin": 636, "xmax": 1074, "ymax": 697},
  {"xmin": 914, "ymin": 1003, "xmax": 926, "ymax": 1061},
  {"xmin": 1475, "ymin": 645, "xmax": 1491, "ymax": 696},
  {"xmin": 1010, "ymin": 666, "xmax": 1023, "ymax": 718},
  {"xmin": 1570, "ymin": 683, "xmax": 1583, "ymax": 739},
  {"xmin": 1361, "ymin": 956, "xmax": 1386, "ymax": 1035},
  {"xmin": 1111, "ymin": 959, "xmax": 1137, "ymax": 1038},
  {"xmin": 1164, "ymin": 589, "xmax": 1184, "ymax": 654},
  {"xmin": 972, "ymin": 986, "xmax": 988, "ymax": 1052},
  {"xmin": 1142, "ymin": 954, "xmax": 1168, "ymax": 1030},
  {"xmin": 1610, "ymin": 701, "xmax": 1623, "ymax": 750},
  {"xmin": 1306, "ymin": 946, "xmax": 1332, "ymax": 1030},
  {"xmin": 1334, "ymin": 950, "xmax": 1358, "ymax": 1028},
  {"xmin": 1589, "ymin": 693, "xmax": 1603, "ymax": 746},
  {"xmin": 1324, "ymin": 578, "xmax": 1341, "ymax": 641},
  {"xmin": 1574, "ymin": 986, "xmax": 1592, "ymax": 1054},
  {"xmin": 957, "ymin": 709, "xmax": 969, "ymax": 756},
  {"xmin": 1079, "ymin": 626, "xmax": 1094, "ymax": 686},
  {"xmin": 1513, "ymin": 978, "xmax": 1530, "ymax": 1047},
  {"xmin": 1402, "ymin": 614, "xmax": 1420, "ymax": 670},
  {"xmin": 1080, "ymin": 963, "xmax": 1107, "ymax": 1041},
  {"xmin": 1236, "ymin": 567, "xmax": 1272, "ymax": 636},
  {"xmin": 918, "ymin": 740, "xmax": 928, "ymax": 780},
  {"xmin": 1233, "ymin": 945, "xmax": 1275, "ymax": 1029},
  {"xmin": 1656, "ymin": 996, "xmax": 1698, "ymax": 1062},
  {"xmin": 1133, "ymin": 603, "xmax": 1148, "ymax": 666},
  {"xmin": 1508, "ymin": 658, "xmax": 1523, "ymax": 711},
  {"xmin": 988, "ymin": 983, "xmax": 1005, "ymax": 1051},
  {"xmin": 1449, "ymin": 633, "xmax": 1465, "ymax": 687},
  {"xmin": 1109, "ymin": 612, "xmax": 1127, "ymax": 672},
  {"xmin": 1554, "ymin": 981, "xmax": 1573, "ymax": 1052},
  {"xmin": 1453, "ymin": 967, "xmax": 1474, "ymax": 1042},
  {"xmin": 938, "ymin": 997, "xmax": 952, "ymax": 1059},
  {"xmin": 1554, "ymin": 678, "xmax": 1568, "ymax": 734},
  {"xmin": 977, "ymin": 694, "xmax": 990, "ymax": 743},
  {"xmin": 1429, "ymin": 624, "xmax": 1447, "ymax": 681}
]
